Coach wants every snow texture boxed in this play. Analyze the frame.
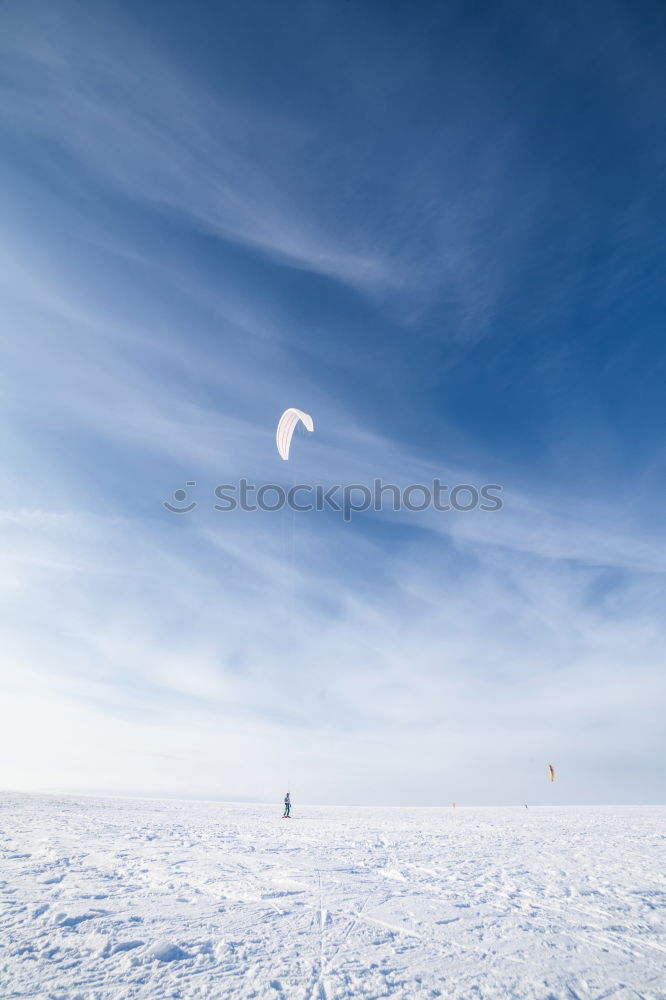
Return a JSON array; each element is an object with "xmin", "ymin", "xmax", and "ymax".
[{"xmin": 1, "ymin": 794, "xmax": 664, "ymax": 999}]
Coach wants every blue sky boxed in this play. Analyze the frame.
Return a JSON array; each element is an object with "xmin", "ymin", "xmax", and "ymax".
[{"xmin": 1, "ymin": 0, "xmax": 665, "ymax": 805}]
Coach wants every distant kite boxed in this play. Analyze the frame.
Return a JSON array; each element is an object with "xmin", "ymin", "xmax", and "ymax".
[
  {"xmin": 548, "ymin": 764, "xmax": 555, "ymax": 782},
  {"xmin": 276, "ymin": 408, "xmax": 314, "ymax": 461}
]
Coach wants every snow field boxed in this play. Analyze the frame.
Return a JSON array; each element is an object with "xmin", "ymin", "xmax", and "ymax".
[{"xmin": 1, "ymin": 795, "xmax": 664, "ymax": 999}]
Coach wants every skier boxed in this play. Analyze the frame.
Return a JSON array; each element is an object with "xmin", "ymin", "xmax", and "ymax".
[{"xmin": 283, "ymin": 792, "xmax": 291, "ymax": 818}]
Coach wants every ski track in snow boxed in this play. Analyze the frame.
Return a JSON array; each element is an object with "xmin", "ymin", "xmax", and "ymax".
[{"xmin": 1, "ymin": 796, "xmax": 665, "ymax": 999}]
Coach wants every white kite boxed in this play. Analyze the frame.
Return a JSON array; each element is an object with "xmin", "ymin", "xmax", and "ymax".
[{"xmin": 276, "ymin": 408, "xmax": 314, "ymax": 460}]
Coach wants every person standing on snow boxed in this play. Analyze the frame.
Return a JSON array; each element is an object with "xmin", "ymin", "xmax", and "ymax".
[{"xmin": 283, "ymin": 792, "xmax": 291, "ymax": 818}]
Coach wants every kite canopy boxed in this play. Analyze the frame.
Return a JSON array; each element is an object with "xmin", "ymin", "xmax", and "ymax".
[
  {"xmin": 276, "ymin": 408, "xmax": 314, "ymax": 460},
  {"xmin": 548, "ymin": 764, "xmax": 555, "ymax": 782}
]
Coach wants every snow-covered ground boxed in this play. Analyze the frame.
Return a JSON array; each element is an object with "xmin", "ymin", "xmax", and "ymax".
[{"xmin": 1, "ymin": 795, "xmax": 664, "ymax": 999}]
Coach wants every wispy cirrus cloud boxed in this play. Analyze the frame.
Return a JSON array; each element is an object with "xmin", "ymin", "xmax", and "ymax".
[
  {"xmin": 0, "ymin": 4, "xmax": 392, "ymax": 294},
  {"xmin": 0, "ymin": 0, "xmax": 553, "ymax": 330}
]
